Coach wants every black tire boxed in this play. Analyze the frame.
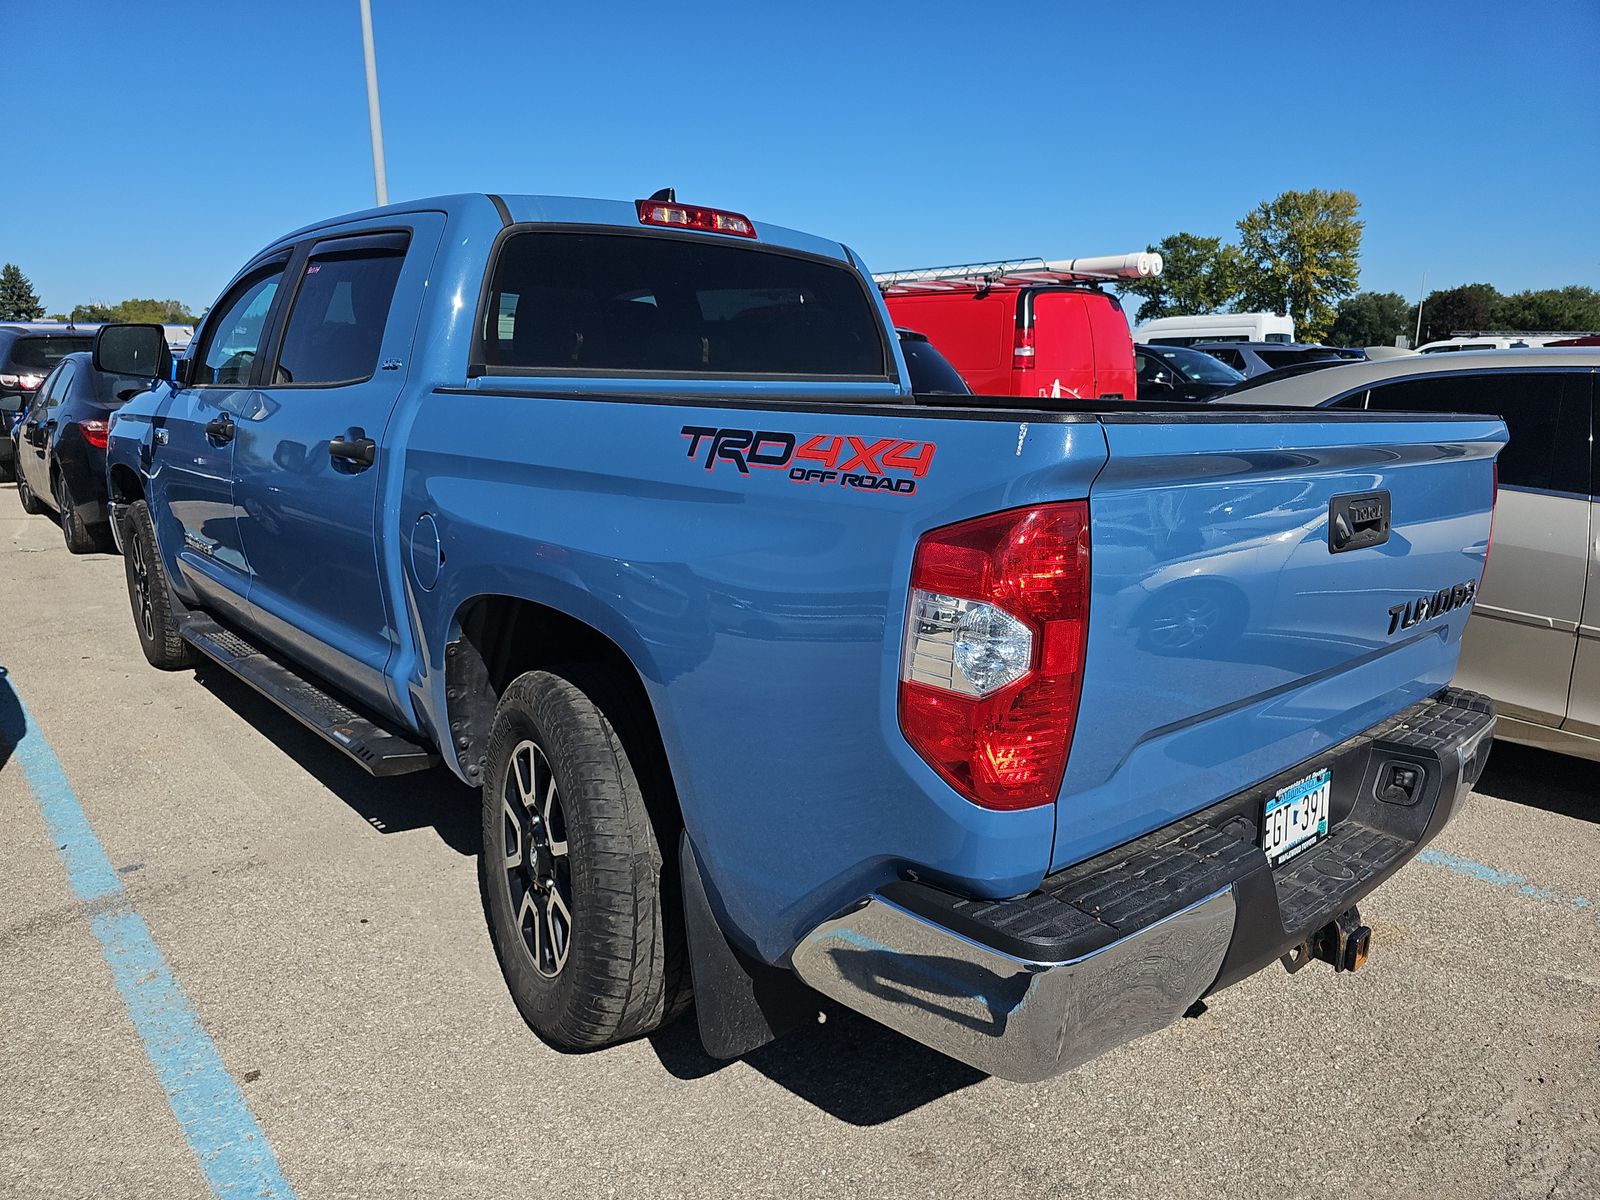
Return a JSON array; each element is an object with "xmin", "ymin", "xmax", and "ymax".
[
  {"xmin": 15, "ymin": 468, "xmax": 44, "ymax": 514},
  {"xmin": 121, "ymin": 500, "xmax": 199, "ymax": 670},
  {"xmin": 57, "ymin": 474, "xmax": 99, "ymax": 554},
  {"xmin": 480, "ymin": 668, "xmax": 688, "ymax": 1049}
]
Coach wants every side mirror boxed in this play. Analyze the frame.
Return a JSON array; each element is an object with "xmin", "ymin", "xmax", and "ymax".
[{"xmin": 94, "ymin": 324, "xmax": 172, "ymax": 381}]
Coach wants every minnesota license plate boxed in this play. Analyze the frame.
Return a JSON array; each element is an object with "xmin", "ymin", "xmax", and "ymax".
[{"xmin": 1262, "ymin": 767, "xmax": 1330, "ymax": 868}]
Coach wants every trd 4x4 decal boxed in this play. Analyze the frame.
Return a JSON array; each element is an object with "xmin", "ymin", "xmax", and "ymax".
[{"xmin": 680, "ymin": 426, "xmax": 936, "ymax": 496}]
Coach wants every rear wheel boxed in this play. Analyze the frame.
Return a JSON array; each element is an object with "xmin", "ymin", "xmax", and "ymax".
[
  {"xmin": 15, "ymin": 468, "xmax": 44, "ymax": 514},
  {"xmin": 121, "ymin": 500, "xmax": 198, "ymax": 670},
  {"xmin": 480, "ymin": 668, "xmax": 687, "ymax": 1050},
  {"xmin": 57, "ymin": 474, "xmax": 99, "ymax": 554}
]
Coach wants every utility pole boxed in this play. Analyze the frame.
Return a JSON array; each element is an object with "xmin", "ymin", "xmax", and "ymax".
[
  {"xmin": 1420, "ymin": 272, "xmax": 1433, "ymax": 347},
  {"xmin": 358, "ymin": 0, "xmax": 389, "ymax": 207}
]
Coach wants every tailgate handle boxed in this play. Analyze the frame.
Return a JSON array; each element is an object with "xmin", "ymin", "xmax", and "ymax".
[{"xmin": 1329, "ymin": 490, "xmax": 1390, "ymax": 553}]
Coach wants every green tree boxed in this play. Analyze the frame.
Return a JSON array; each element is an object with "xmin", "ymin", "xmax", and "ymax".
[
  {"xmin": 70, "ymin": 302, "xmax": 115, "ymax": 323},
  {"xmin": 1491, "ymin": 286, "xmax": 1600, "ymax": 333},
  {"xmin": 108, "ymin": 297, "xmax": 200, "ymax": 324},
  {"xmin": 0, "ymin": 263, "xmax": 45, "ymax": 321},
  {"xmin": 1117, "ymin": 233, "xmax": 1243, "ymax": 323},
  {"xmin": 1328, "ymin": 291, "xmax": 1412, "ymax": 348},
  {"xmin": 1413, "ymin": 283, "xmax": 1500, "ymax": 344},
  {"xmin": 1234, "ymin": 189, "xmax": 1363, "ymax": 343}
]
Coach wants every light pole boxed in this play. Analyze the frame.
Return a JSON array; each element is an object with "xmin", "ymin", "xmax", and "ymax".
[
  {"xmin": 358, "ymin": 0, "xmax": 389, "ymax": 207},
  {"xmin": 1420, "ymin": 272, "xmax": 1433, "ymax": 347}
]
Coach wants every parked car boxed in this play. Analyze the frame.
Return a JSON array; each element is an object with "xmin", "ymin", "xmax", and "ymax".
[
  {"xmin": 1416, "ymin": 334, "xmax": 1572, "ymax": 353},
  {"xmin": 1192, "ymin": 341, "xmax": 1346, "ymax": 378},
  {"xmin": 1220, "ymin": 357, "xmax": 1365, "ymax": 395},
  {"xmin": 895, "ymin": 327, "xmax": 971, "ymax": 394},
  {"xmin": 1134, "ymin": 342, "xmax": 1245, "ymax": 400},
  {"xmin": 11, "ymin": 345, "xmax": 153, "ymax": 552},
  {"xmin": 883, "ymin": 279, "xmax": 1134, "ymax": 400},
  {"xmin": 100, "ymin": 191, "xmax": 1499, "ymax": 1083},
  {"xmin": 1133, "ymin": 311, "xmax": 1295, "ymax": 345},
  {"xmin": 1, "ymin": 324, "xmax": 96, "ymax": 482},
  {"xmin": 1226, "ymin": 348, "xmax": 1600, "ymax": 761}
]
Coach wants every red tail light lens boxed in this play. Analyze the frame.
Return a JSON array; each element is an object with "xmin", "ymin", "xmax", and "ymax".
[
  {"xmin": 80, "ymin": 419, "xmax": 110, "ymax": 449},
  {"xmin": 899, "ymin": 502, "xmax": 1091, "ymax": 809},
  {"xmin": 1011, "ymin": 326, "xmax": 1036, "ymax": 372},
  {"xmin": 636, "ymin": 199, "xmax": 756, "ymax": 238}
]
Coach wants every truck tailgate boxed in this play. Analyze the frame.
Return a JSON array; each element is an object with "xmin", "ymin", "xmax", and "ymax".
[{"xmin": 1054, "ymin": 411, "xmax": 1505, "ymax": 871}]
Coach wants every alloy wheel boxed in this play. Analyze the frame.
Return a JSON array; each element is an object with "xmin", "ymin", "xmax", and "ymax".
[
  {"xmin": 502, "ymin": 739, "xmax": 573, "ymax": 978},
  {"xmin": 129, "ymin": 530, "xmax": 156, "ymax": 640}
]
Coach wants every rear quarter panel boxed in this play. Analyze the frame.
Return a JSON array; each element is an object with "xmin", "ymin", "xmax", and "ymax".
[{"xmin": 395, "ymin": 389, "xmax": 1107, "ymax": 962}]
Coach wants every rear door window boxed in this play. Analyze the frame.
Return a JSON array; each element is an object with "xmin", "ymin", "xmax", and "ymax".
[
  {"xmin": 273, "ymin": 235, "xmax": 408, "ymax": 386},
  {"xmin": 480, "ymin": 231, "xmax": 888, "ymax": 379},
  {"xmin": 1365, "ymin": 371, "xmax": 1590, "ymax": 494},
  {"xmin": 45, "ymin": 363, "xmax": 75, "ymax": 416}
]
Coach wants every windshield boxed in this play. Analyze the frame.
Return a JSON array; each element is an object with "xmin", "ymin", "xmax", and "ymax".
[
  {"xmin": 6, "ymin": 336, "xmax": 93, "ymax": 370},
  {"xmin": 898, "ymin": 334, "xmax": 971, "ymax": 394},
  {"xmin": 1150, "ymin": 346, "xmax": 1245, "ymax": 384}
]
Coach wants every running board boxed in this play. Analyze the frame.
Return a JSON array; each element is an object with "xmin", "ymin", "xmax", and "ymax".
[{"xmin": 178, "ymin": 613, "xmax": 437, "ymax": 777}]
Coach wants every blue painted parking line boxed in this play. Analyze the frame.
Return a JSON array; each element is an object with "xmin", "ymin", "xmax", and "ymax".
[
  {"xmin": 1418, "ymin": 848, "xmax": 1596, "ymax": 918},
  {"xmin": 6, "ymin": 682, "xmax": 299, "ymax": 1200}
]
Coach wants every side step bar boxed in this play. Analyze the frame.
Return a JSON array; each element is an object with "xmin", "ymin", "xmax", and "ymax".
[{"xmin": 178, "ymin": 613, "xmax": 437, "ymax": 777}]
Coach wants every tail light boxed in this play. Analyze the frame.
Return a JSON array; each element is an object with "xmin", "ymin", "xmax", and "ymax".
[
  {"xmin": 1011, "ymin": 327, "xmax": 1036, "ymax": 372},
  {"xmin": 0, "ymin": 372, "xmax": 43, "ymax": 390},
  {"xmin": 80, "ymin": 419, "xmax": 110, "ymax": 450},
  {"xmin": 636, "ymin": 199, "xmax": 756, "ymax": 238},
  {"xmin": 899, "ymin": 502, "xmax": 1091, "ymax": 810}
]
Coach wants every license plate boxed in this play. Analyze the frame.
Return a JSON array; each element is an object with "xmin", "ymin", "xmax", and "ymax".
[{"xmin": 1262, "ymin": 768, "xmax": 1330, "ymax": 867}]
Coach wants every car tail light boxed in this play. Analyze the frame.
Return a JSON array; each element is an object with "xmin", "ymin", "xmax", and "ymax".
[
  {"xmin": 0, "ymin": 372, "xmax": 42, "ymax": 390},
  {"xmin": 899, "ymin": 502, "xmax": 1091, "ymax": 810},
  {"xmin": 636, "ymin": 199, "xmax": 756, "ymax": 238},
  {"xmin": 80, "ymin": 419, "xmax": 110, "ymax": 449},
  {"xmin": 1011, "ymin": 327, "xmax": 1036, "ymax": 372}
]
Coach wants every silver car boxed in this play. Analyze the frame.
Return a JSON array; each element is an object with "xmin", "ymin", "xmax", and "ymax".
[{"xmin": 1229, "ymin": 348, "xmax": 1600, "ymax": 760}]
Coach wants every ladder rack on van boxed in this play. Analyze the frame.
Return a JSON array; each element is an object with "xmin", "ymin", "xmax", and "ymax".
[{"xmin": 874, "ymin": 252, "xmax": 1162, "ymax": 294}]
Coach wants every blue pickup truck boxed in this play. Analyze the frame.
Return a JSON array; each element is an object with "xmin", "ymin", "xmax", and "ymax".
[{"xmin": 97, "ymin": 192, "xmax": 1502, "ymax": 1081}]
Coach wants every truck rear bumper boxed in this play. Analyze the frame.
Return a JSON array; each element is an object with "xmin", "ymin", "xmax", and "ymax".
[{"xmin": 790, "ymin": 687, "xmax": 1495, "ymax": 1082}]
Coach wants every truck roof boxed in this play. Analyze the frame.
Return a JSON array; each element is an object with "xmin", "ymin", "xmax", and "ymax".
[{"xmin": 269, "ymin": 192, "xmax": 852, "ymax": 265}]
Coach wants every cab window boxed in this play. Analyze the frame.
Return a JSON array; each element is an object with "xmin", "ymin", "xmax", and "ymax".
[
  {"xmin": 480, "ymin": 231, "xmax": 888, "ymax": 378},
  {"xmin": 192, "ymin": 263, "xmax": 287, "ymax": 387}
]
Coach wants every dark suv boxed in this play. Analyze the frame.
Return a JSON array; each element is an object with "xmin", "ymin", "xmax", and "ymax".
[
  {"xmin": 1, "ymin": 324, "xmax": 97, "ymax": 481},
  {"xmin": 1191, "ymin": 341, "xmax": 1347, "ymax": 378}
]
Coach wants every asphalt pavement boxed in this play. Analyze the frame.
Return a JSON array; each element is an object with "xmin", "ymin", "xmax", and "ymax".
[{"xmin": 2, "ymin": 484, "xmax": 1597, "ymax": 1200}]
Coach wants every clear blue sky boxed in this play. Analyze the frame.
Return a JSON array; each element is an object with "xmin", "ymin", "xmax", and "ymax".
[{"xmin": 5, "ymin": 0, "xmax": 1597, "ymax": 318}]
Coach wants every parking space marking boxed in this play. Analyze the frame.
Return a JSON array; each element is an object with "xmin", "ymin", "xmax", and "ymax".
[
  {"xmin": 1418, "ymin": 847, "xmax": 1596, "ymax": 917},
  {"xmin": 7, "ymin": 683, "xmax": 300, "ymax": 1200}
]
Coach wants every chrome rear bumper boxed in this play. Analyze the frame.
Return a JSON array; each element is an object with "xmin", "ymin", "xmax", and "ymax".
[
  {"xmin": 790, "ymin": 687, "xmax": 1494, "ymax": 1083},
  {"xmin": 792, "ymin": 887, "xmax": 1235, "ymax": 1083}
]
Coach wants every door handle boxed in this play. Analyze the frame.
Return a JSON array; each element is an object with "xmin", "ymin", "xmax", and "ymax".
[
  {"xmin": 329, "ymin": 428, "xmax": 376, "ymax": 469},
  {"xmin": 204, "ymin": 413, "xmax": 235, "ymax": 444}
]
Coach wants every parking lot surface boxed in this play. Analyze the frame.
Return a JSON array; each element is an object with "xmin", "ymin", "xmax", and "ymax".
[{"xmin": 2, "ymin": 487, "xmax": 1598, "ymax": 1200}]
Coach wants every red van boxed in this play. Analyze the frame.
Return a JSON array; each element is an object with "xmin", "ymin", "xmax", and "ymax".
[{"xmin": 883, "ymin": 283, "xmax": 1136, "ymax": 400}]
